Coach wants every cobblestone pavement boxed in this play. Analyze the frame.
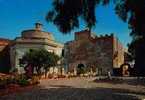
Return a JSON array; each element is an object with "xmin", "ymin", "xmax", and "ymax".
[{"xmin": 0, "ymin": 77, "xmax": 145, "ymax": 100}]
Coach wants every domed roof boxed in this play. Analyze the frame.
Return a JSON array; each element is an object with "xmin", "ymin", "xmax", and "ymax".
[{"xmin": 21, "ymin": 23, "xmax": 54, "ymax": 40}]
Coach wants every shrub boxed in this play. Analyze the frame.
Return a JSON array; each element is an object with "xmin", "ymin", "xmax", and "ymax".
[
  {"xmin": 17, "ymin": 78, "xmax": 30, "ymax": 86},
  {"xmin": 47, "ymin": 74, "xmax": 53, "ymax": 79},
  {"xmin": 0, "ymin": 76, "xmax": 15, "ymax": 89},
  {"xmin": 58, "ymin": 75, "xmax": 66, "ymax": 78},
  {"xmin": 0, "ymin": 74, "xmax": 40, "ymax": 88},
  {"xmin": 0, "ymin": 78, "xmax": 7, "ymax": 89},
  {"xmin": 30, "ymin": 76, "xmax": 40, "ymax": 85},
  {"xmin": 6, "ymin": 76, "xmax": 16, "ymax": 84},
  {"xmin": 16, "ymin": 74, "xmax": 30, "ymax": 86}
]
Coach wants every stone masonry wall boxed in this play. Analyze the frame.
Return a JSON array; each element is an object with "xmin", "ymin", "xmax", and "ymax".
[{"xmin": 64, "ymin": 30, "xmax": 119, "ymax": 75}]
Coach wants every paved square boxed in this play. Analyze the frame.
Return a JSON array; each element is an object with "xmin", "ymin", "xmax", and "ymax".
[{"xmin": 0, "ymin": 77, "xmax": 145, "ymax": 100}]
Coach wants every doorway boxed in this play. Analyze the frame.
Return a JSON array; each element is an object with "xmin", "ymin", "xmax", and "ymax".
[{"xmin": 77, "ymin": 64, "xmax": 85, "ymax": 75}]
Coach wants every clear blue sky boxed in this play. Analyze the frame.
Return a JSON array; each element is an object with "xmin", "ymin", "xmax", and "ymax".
[{"xmin": 0, "ymin": 0, "xmax": 131, "ymax": 47}]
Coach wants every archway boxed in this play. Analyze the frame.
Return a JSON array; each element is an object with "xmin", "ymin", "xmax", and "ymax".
[{"xmin": 77, "ymin": 64, "xmax": 85, "ymax": 75}]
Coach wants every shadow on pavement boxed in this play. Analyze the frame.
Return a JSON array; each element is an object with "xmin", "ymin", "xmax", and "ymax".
[
  {"xmin": 0, "ymin": 85, "xmax": 142, "ymax": 100},
  {"xmin": 93, "ymin": 78, "xmax": 145, "ymax": 87},
  {"xmin": 49, "ymin": 85, "xmax": 73, "ymax": 88}
]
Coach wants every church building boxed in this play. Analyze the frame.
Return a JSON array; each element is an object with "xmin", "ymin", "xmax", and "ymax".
[{"xmin": 10, "ymin": 23, "xmax": 63, "ymax": 73}]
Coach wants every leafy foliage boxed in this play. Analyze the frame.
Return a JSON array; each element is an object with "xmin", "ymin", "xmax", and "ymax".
[
  {"xmin": 47, "ymin": 0, "xmax": 145, "ymax": 76},
  {"xmin": 46, "ymin": 0, "xmax": 110, "ymax": 33},
  {"xmin": 21, "ymin": 49, "xmax": 60, "ymax": 76},
  {"xmin": 115, "ymin": 0, "xmax": 145, "ymax": 37},
  {"xmin": 17, "ymin": 75, "xmax": 29, "ymax": 86},
  {"xmin": 0, "ymin": 75, "xmax": 39, "ymax": 89},
  {"xmin": 115, "ymin": 0, "xmax": 145, "ymax": 76}
]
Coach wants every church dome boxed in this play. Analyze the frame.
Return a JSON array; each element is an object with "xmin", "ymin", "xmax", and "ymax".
[{"xmin": 21, "ymin": 23, "xmax": 54, "ymax": 40}]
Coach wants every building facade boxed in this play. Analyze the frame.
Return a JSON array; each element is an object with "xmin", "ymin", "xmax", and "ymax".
[
  {"xmin": 10, "ymin": 23, "xmax": 63, "ymax": 73},
  {"xmin": 64, "ymin": 30, "xmax": 124, "ymax": 75}
]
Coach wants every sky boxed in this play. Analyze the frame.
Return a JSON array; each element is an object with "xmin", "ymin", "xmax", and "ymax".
[{"xmin": 0, "ymin": 0, "xmax": 132, "ymax": 47}]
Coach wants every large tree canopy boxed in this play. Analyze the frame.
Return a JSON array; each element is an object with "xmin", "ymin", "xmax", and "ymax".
[
  {"xmin": 115, "ymin": 0, "xmax": 145, "ymax": 76},
  {"xmin": 46, "ymin": 0, "xmax": 145, "ymax": 76},
  {"xmin": 115, "ymin": 0, "xmax": 145, "ymax": 38},
  {"xmin": 46, "ymin": 0, "xmax": 145, "ymax": 35},
  {"xmin": 46, "ymin": 0, "xmax": 110, "ymax": 33}
]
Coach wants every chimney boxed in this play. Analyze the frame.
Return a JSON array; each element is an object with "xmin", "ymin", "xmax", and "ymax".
[{"xmin": 35, "ymin": 22, "xmax": 43, "ymax": 31}]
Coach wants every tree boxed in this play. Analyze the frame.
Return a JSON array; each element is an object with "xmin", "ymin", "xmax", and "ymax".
[
  {"xmin": 43, "ymin": 50, "xmax": 60, "ymax": 77},
  {"xmin": 46, "ymin": 0, "xmax": 110, "ymax": 33},
  {"xmin": 20, "ymin": 49, "xmax": 60, "ymax": 77},
  {"xmin": 115, "ymin": 0, "xmax": 145, "ymax": 76},
  {"xmin": 47, "ymin": 0, "xmax": 145, "ymax": 76}
]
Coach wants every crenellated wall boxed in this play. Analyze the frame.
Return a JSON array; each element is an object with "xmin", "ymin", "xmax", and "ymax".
[{"xmin": 64, "ymin": 30, "xmax": 124, "ymax": 75}]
